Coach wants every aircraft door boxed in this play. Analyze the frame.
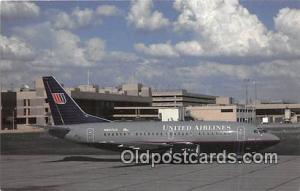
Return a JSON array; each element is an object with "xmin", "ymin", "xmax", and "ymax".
[
  {"xmin": 167, "ymin": 129, "xmax": 174, "ymax": 140},
  {"xmin": 87, "ymin": 128, "xmax": 95, "ymax": 143},
  {"xmin": 236, "ymin": 127, "xmax": 245, "ymax": 141},
  {"xmin": 236, "ymin": 126, "xmax": 245, "ymax": 153}
]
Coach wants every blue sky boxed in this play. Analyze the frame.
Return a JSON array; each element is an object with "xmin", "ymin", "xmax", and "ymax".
[{"xmin": 1, "ymin": 0, "xmax": 300, "ymax": 102}]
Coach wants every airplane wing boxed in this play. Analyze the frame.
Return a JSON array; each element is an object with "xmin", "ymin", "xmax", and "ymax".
[
  {"xmin": 91, "ymin": 141, "xmax": 171, "ymax": 152},
  {"xmin": 122, "ymin": 142, "xmax": 171, "ymax": 151},
  {"xmin": 30, "ymin": 125, "xmax": 70, "ymax": 138},
  {"xmin": 91, "ymin": 141, "xmax": 200, "ymax": 153}
]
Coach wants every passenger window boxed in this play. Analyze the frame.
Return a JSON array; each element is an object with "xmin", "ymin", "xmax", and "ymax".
[
  {"xmin": 111, "ymin": 133, "xmax": 114, "ymax": 136},
  {"xmin": 152, "ymin": 132, "xmax": 154, "ymax": 136},
  {"xmin": 104, "ymin": 133, "xmax": 106, "ymax": 136},
  {"xmin": 107, "ymin": 133, "xmax": 110, "ymax": 136},
  {"xmin": 160, "ymin": 132, "xmax": 163, "ymax": 136}
]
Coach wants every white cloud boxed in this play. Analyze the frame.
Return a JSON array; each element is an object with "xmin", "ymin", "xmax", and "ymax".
[
  {"xmin": 127, "ymin": 0, "xmax": 170, "ymax": 31},
  {"xmin": 256, "ymin": 59, "xmax": 300, "ymax": 79},
  {"xmin": 134, "ymin": 59, "xmax": 164, "ymax": 80},
  {"xmin": 0, "ymin": 60, "xmax": 13, "ymax": 71},
  {"xmin": 85, "ymin": 38, "xmax": 106, "ymax": 62},
  {"xmin": 0, "ymin": 1, "xmax": 40, "ymax": 20},
  {"xmin": 54, "ymin": 30, "xmax": 89, "ymax": 66},
  {"xmin": 32, "ymin": 29, "xmax": 90, "ymax": 67},
  {"xmin": 52, "ymin": 12, "xmax": 75, "ymax": 30},
  {"xmin": 134, "ymin": 43, "xmax": 179, "ymax": 58},
  {"xmin": 172, "ymin": 59, "xmax": 300, "ymax": 100},
  {"xmin": 84, "ymin": 37, "xmax": 139, "ymax": 63},
  {"xmin": 3, "ymin": 1, "xmax": 299, "ymax": 101},
  {"xmin": 176, "ymin": 59, "xmax": 300, "ymax": 81},
  {"xmin": 274, "ymin": 8, "xmax": 300, "ymax": 39},
  {"xmin": 10, "ymin": 22, "xmax": 139, "ymax": 68},
  {"xmin": 134, "ymin": 1, "xmax": 300, "ymax": 58},
  {"xmin": 173, "ymin": 0, "xmax": 270, "ymax": 56},
  {"xmin": 96, "ymin": 5, "xmax": 121, "ymax": 16},
  {"xmin": 271, "ymin": 8, "xmax": 300, "ymax": 56},
  {"xmin": 174, "ymin": 41, "xmax": 204, "ymax": 56},
  {"xmin": 52, "ymin": 5, "xmax": 121, "ymax": 30},
  {"xmin": 107, "ymin": 51, "xmax": 139, "ymax": 63},
  {"xmin": 176, "ymin": 62, "xmax": 251, "ymax": 80},
  {"xmin": 134, "ymin": 41, "xmax": 205, "ymax": 58},
  {"xmin": 53, "ymin": 7, "xmax": 94, "ymax": 30},
  {"xmin": 0, "ymin": 35, "xmax": 34, "ymax": 61},
  {"xmin": 72, "ymin": 7, "xmax": 94, "ymax": 27},
  {"xmin": 12, "ymin": 23, "xmax": 90, "ymax": 66}
]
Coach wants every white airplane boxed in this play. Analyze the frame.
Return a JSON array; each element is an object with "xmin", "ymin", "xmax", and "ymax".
[{"xmin": 42, "ymin": 76, "xmax": 280, "ymax": 153}]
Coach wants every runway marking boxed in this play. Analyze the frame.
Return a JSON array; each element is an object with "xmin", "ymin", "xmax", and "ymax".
[
  {"xmin": 104, "ymin": 164, "xmax": 220, "ymax": 191},
  {"xmin": 185, "ymin": 156, "xmax": 299, "ymax": 191},
  {"xmin": 101, "ymin": 156, "xmax": 300, "ymax": 191},
  {"xmin": 265, "ymin": 175, "xmax": 300, "ymax": 191},
  {"xmin": 2, "ymin": 156, "xmax": 299, "ymax": 191}
]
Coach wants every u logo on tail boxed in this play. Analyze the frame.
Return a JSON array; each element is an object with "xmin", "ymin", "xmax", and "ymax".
[
  {"xmin": 52, "ymin": 93, "xmax": 66, "ymax": 104},
  {"xmin": 44, "ymin": 76, "xmax": 110, "ymax": 125}
]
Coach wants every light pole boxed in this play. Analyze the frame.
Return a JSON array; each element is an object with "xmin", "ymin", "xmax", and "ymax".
[
  {"xmin": 0, "ymin": 75, "xmax": 2, "ymax": 130},
  {"xmin": 0, "ymin": 87, "xmax": 2, "ymax": 131},
  {"xmin": 243, "ymin": 79, "xmax": 250, "ymax": 105},
  {"xmin": 253, "ymin": 80, "xmax": 257, "ymax": 103},
  {"xmin": 12, "ymin": 108, "xmax": 15, "ymax": 130},
  {"xmin": 252, "ymin": 80, "xmax": 258, "ymax": 124}
]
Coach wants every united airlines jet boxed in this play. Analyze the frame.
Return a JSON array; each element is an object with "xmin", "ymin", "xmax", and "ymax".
[{"xmin": 42, "ymin": 76, "xmax": 280, "ymax": 153}]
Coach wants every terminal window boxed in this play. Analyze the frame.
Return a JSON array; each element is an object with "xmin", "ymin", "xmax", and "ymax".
[
  {"xmin": 28, "ymin": 117, "xmax": 36, "ymax": 124},
  {"xmin": 221, "ymin": 109, "xmax": 233, "ymax": 112}
]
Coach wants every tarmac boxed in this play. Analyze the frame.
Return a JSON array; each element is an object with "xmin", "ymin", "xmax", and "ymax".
[
  {"xmin": 1, "ymin": 126, "xmax": 300, "ymax": 191},
  {"xmin": 1, "ymin": 155, "xmax": 300, "ymax": 191}
]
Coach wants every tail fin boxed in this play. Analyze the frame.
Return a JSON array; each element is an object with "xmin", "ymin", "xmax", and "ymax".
[{"xmin": 43, "ymin": 76, "xmax": 111, "ymax": 125}]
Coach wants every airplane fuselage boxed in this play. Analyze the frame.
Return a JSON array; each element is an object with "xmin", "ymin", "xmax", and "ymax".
[
  {"xmin": 50, "ymin": 121, "xmax": 279, "ymax": 153},
  {"xmin": 43, "ymin": 76, "xmax": 280, "ymax": 154}
]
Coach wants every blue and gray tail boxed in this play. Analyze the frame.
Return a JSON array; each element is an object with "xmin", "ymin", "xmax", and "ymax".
[{"xmin": 43, "ymin": 76, "xmax": 111, "ymax": 125}]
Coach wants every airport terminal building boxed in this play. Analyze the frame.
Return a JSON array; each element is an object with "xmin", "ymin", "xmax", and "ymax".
[
  {"xmin": 114, "ymin": 89, "xmax": 217, "ymax": 121},
  {"xmin": 0, "ymin": 79, "xmax": 152, "ymax": 130},
  {"xmin": 1, "ymin": 78, "xmax": 300, "ymax": 131},
  {"xmin": 253, "ymin": 101, "xmax": 300, "ymax": 124},
  {"xmin": 152, "ymin": 89, "xmax": 216, "ymax": 107}
]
